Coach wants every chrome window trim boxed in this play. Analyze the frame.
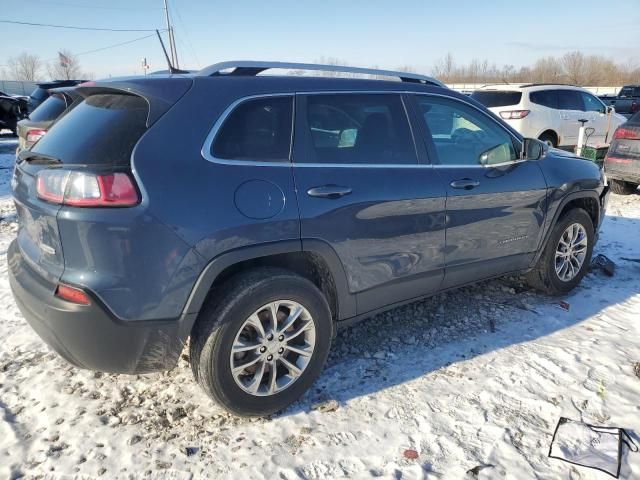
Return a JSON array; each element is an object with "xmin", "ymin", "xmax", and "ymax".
[{"xmin": 200, "ymin": 90, "xmax": 524, "ymax": 169}]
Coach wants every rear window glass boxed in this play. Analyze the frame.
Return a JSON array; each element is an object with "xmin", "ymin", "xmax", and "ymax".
[
  {"xmin": 212, "ymin": 96, "xmax": 293, "ymax": 161},
  {"xmin": 32, "ymin": 94, "xmax": 148, "ymax": 166},
  {"xmin": 628, "ymin": 111, "xmax": 640, "ymax": 124},
  {"xmin": 30, "ymin": 87, "xmax": 49, "ymax": 102},
  {"xmin": 470, "ymin": 91, "xmax": 522, "ymax": 107},
  {"xmin": 28, "ymin": 94, "xmax": 68, "ymax": 122}
]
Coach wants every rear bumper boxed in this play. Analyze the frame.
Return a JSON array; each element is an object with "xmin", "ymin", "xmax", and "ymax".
[
  {"xmin": 7, "ymin": 239, "xmax": 196, "ymax": 374},
  {"xmin": 605, "ymin": 167, "xmax": 640, "ymax": 184}
]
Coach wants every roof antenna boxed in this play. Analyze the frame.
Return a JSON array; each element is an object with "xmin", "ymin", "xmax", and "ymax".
[{"xmin": 155, "ymin": 29, "xmax": 188, "ymax": 74}]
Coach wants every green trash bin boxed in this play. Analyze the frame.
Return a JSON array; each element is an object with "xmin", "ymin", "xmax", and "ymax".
[{"xmin": 579, "ymin": 145, "xmax": 609, "ymax": 167}]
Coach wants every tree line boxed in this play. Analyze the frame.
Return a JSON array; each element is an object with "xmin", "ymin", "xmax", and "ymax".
[
  {"xmin": 1, "ymin": 50, "xmax": 91, "ymax": 82},
  {"xmin": 432, "ymin": 51, "xmax": 640, "ymax": 86}
]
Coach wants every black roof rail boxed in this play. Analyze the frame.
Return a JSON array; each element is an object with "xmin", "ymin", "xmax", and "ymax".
[{"xmin": 196, "ymin": 60, "xmax": 446, "ymax": 87}]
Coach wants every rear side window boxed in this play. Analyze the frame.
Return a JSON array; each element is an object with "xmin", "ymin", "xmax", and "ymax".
[
  {"xmin": 470, "ymin": 91, "xmax": 522, "ymax": 107},
  {"xmin": 211, "ymin": 96, "xmax": 293, "ymax": 161},
  {"xmin": 31, "ymin": 94, "xmax": 148, "ymax": 166},
  {"xmin": 530, "ymin": 90, "xmax": 558, "ymax": 109},
  {"xmin": 28, "ymin": 94, "xmax": 68, "ymax": 122},
  {"xmin": 557, "ymin": 90, "xmax": 584, "ymax": 110},
  {"xmin": 302, "ymin": 93, "xmax": 417, "ymax": 165},
  {"xmin": 619, "ymin": 87, "xmax": 635, "ymax": 98}
]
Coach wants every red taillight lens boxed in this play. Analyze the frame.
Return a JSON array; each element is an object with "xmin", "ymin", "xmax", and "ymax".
[
  {"xmin": 499, "ymin": 110, "xmax": 530, "ymax": 120},
  {"xmin": 36, "ymin": 170, "xmax": 139, "ymax": 207},
  {"xmin": 613, "ymin": 128, "xmax": 640, "ymax": 140},
  {"xmin": 25, "ymin": 128, "xmax": 47, "ymax": 145},
  {"xmin": 55, "ymin": 284, "xmax": 91, "ymax": 305},
  {"xmin": 631, "ymin": 100, "xmax": 638, "ymax": 113}
]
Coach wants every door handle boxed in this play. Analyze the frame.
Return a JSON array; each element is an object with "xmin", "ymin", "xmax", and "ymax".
[
  {"xmin": 307, "ymin": 185, "xmax": 352, "ymax": 199},
  {"xmin": 450, "ymin": 179, "xmax": 480, "ymax": 190}
]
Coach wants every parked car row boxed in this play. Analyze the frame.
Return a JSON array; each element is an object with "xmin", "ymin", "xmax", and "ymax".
[
  {"xmin": 0, "ymin": 79, "xmax": 85, "ymax": 135},
  {"xmin": 471, "ymin": 84, "xmax": 627, "ymax": 149},
  {"xmin": 8, "ymin": 60, "xmax": 612, "ymax": 416}
]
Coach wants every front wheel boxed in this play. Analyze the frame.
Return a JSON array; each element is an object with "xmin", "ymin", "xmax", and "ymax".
[
  {"xmin": 190, "ymin": 268, "xmax": 333, "ymax": 416},
  {"xmin": 526, "ymin": 208, "xmax": 594, "ymax": 295},
  {"xmin": 609, "ymin": 179, "xmax": 638, "ymax": 195}
]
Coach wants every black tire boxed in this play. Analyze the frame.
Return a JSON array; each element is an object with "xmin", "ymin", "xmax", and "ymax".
[
  {"xmin": 189, "ymin": 267, "xmax": 333, "ymax": 416},
  {"xmin": 526, "ymin": 208, "xmax": 594, "ymax": 295},
  {"xmin": 538, "ymin": 132, "xmax": 557, "ymax": 148},
  {"xmin": 609, "ymin": 179, "xmax": 638, "ymax": 195}
]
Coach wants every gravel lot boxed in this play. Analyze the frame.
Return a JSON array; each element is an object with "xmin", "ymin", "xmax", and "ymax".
[{"xmin": 0, "ymin": 133, "xmax": 639, "ymax": 479}]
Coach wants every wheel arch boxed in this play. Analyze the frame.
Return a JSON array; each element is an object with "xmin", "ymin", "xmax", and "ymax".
[
  {"xmin": 182, "ymin": 240, "xmax": 356, "ymax": 336},
  {"xmin": 531, "ymin": 190, "xmax": 600, "ymax": 267}
]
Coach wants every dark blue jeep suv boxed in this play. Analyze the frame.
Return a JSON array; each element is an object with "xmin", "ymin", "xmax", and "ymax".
[{"xmin": 8, "ymin": 61, "xmax": 609, "ymax": 416}]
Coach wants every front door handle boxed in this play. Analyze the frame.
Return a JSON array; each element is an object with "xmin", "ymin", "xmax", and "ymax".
[
  {"xmin": 450, "ymin": 179, "xmax": 480, "ymax": 190},
  {"xmin": 307, "ymin": 185, "xmax": 352, "ymax": 199}
]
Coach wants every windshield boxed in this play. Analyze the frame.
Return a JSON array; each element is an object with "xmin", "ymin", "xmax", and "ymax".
[
  {"xmin": 28, "ymin": 94, "xmax": 68, "ymax": 122},
  {"xmin": 32, "ymin": 93, "xmax": 148, "ymax": 166},
  {"xmin": 471, "ymin": 91, "xmax": 522, "ymax": 108}
]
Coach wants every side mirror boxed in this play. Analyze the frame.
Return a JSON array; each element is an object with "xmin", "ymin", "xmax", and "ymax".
[
  {"xmin": 605, "ymin": 105, "xmax": 615, "ymax": 114},
  {"xmin": 521, "ymin": 138, "xmax": 546, "ymax": 160}
]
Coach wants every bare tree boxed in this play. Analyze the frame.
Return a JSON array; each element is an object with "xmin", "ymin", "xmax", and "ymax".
[
  {"xmin": 432, "ymin": 52, "xmax": 456, "ymax": 82},
  {"xmin": 5, "ymin": 52, "xmax": 43, "ymax": 81},
  {"xmin": 47, "ymin": 49, "xmax": 86, "ymax": 80},
  {"xmin": 530, "ymin": 56, "xmax": 564, "ymax": 83}
]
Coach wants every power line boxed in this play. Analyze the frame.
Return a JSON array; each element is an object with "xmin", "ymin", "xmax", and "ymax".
[
  {"xmin": 0, "ymin": 19, "xmax": 158, "ymax": 32},
  {"xmin": 172, "ymin": 0, "xmax": 201, "ymax": 68},
  {"xmin": 75, "ymin": 33, "xmax": 162, "ymax": 56}
]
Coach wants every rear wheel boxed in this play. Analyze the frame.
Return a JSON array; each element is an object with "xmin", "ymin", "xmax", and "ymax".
[
  {"xmin": 538, "ymin": 132, "xmax": 557, "ymax": 148},
  {"xmin": 526, "ymin": 208, "xmax": 594, "ymax": 295},
  {"xmin": 190, "ymin": 268, "xmax": 333, "ymax": 416},
  {"xmin": 609, "ymin": 179, "xmax": 638, "ymax": 195}
]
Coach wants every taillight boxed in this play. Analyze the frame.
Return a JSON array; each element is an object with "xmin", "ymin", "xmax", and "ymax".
[
  {"xmin": 613, "ymin": 128, "xmax": 640, "ymax": 140},
  {"xmin": 55, "ymin": 284, "xmax": 91, "ymax": 305},
  {"xmin": 25, "ymin": 128, "xmax": 47, "ymax": 145},
  {"xmin": 499, "ymin": 110, "xmax": 530, "ymax": 120},
  {"xmin": 36, "ymin": 170, "xmax": 139, "ymax": 207},
  {"xmin": 631, "ymin": 101, "xmax": 638, "ymax": 113}
]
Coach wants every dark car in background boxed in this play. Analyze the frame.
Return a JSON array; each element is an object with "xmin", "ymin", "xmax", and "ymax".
[
  {"xmin": 604, "ymin": 111, "xmax": 640, "ymax": 194},
  {"xmin": 8, "ymin": 61, "xmax": 609, "ymax": 416},
  {"xmin": 0, "ymin": 91, "xmax": 29, "ymax": 134},
  {"xmin": 16, "ymin": 87, "xmax": 81, "ymax": 153},
  {"xmin": 600, "ymin": 85, "xmax": 640, "ymax": 117},
  {"xmin": 28, "ymin": 79, "xmax": 86, "ymax": 113}
]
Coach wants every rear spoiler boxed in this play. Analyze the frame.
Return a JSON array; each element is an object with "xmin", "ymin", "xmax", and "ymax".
[{"xmin": 75, "ymin": 76, "xmax": 193, "ymax": 127}]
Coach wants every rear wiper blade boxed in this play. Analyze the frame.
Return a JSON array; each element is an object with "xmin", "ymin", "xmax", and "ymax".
[{"xmin": 17, "ymin": 150, "xmax": 61, "ymax": 165}]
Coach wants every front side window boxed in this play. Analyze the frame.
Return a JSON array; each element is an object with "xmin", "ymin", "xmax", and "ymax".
[
  {"xmin": 530, "ymin": 90, "xmax": 558, "ymax": 109},
  {"xmin": 581, "ymin": 92, "xmax": 605, "ymax": 113},
  {"xmin": 414, "ymin": 95, "xmax": 518, "ymax": 166},
  {"xmin": 212, "ymin": 96, "xmax": 293, "ymax": 161},
  {"xmin": 557, "ymin": 90, "xmax": 584, "ymax": 111},
  {"xmin": 302, "ymin": 94, "xmax": 417, "ymax": 165}
]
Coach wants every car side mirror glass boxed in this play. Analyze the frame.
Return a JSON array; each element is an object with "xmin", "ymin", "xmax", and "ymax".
[
  {"xmin": 605, "ymin": 105, "xmax": 614, "ymax": 114},
  {"xmin": 521, "ymin": 138, "xmax": 546, "ymax": 160}
]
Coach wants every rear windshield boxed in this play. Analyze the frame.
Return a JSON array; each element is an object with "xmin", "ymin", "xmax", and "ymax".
[
  {"xmin": 28, "ymin": 94, "xmax": 68, "ymax": 122},
  {"xmin": 470, "ymin": 91, "xmax": 522, "ymax": 107},
  {"xmin": 32, "ymin": 93, "xmax": 148, "ymax": 166},
  {"xmin": 30, "ymin": 87, "xmax": 49, "ymax": 102}
]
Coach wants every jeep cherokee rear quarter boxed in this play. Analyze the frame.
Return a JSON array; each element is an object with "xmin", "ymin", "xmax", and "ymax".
[{"xmin": 9, "ymin": 62, "xmax": 608, "ymax": 416}]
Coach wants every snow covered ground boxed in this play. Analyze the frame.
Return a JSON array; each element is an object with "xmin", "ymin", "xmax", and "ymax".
[{"xmin": 0, "ymin": 133, "xmax": 638, "ymax": 479}]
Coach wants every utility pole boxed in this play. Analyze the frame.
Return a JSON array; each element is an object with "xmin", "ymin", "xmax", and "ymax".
[{"xmin": 162, "ymin": 0, "xmax": 179, "ymax": 68}]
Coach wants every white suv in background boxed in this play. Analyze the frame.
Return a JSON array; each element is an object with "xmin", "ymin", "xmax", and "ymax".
[{"xmin": 471, "ymin": 84, "xmax": 627, "ymax": 148}]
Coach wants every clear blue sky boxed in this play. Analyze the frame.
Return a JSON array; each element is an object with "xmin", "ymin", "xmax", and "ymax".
[{"xmin": 1, "ymin": 0, "xmax": 639, "ymax": 79}]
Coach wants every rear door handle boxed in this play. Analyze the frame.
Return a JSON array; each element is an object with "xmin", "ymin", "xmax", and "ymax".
[
  {"xmin": 307, "ymin": 185, "xmax": 352, "ymax": 199},
  {"xmin": 450, "ymin": 179, "xmax": 480, "ymax": 190}
]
